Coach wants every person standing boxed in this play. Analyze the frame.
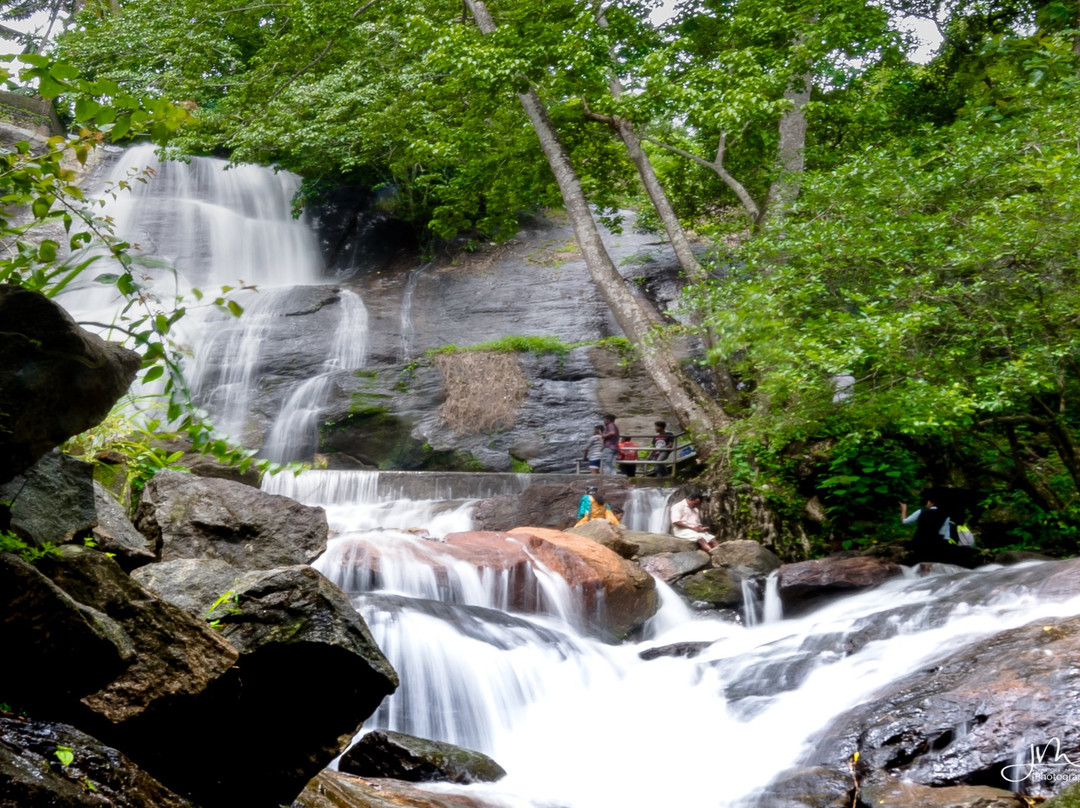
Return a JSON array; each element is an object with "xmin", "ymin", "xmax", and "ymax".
[
  {"xmin": 648, "ymin": 420, "xmax": 675, "ymax": 477},
  {"xmin": 670, "ymin": 490, "xmax": 717, "ymax": 551},
  {"xmin": 618, "ymin": 435, "xmax": 639, "ymax": 477},
  {"xmin": 900, "ymin": 497, "xmax": 952, "ymax": 563},
  {"xmin": 600, "ymin": 414, "xmax": 619, "ymax": 476},
  {"xmin": 581, "ymin": 425, "xmax": 604, "ymax": 474}
]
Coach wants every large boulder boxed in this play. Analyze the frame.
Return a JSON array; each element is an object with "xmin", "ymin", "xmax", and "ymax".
[
  {"xmin": 134, "ymin": 469, "xmax": 328, "ymax": 569},
  {"xmin": 132, "ymin": 558, "xmax": 399, "ymax": 804},
  {"xmin": 775, "ymin": 556, "xmax": 903, "ymax": 615},
  {"xmin": 435, "ymin": 528, "xmax": 658, "ymax": 638},
  {"xmin": 293, "ymin": 769, "xmax": 504, "ymax": 808},
  {"xmin": 0, "ymin": 286, "xmax": 140, "ymax": 485},
  {"xmin": 676, "ymin": 567, "xmax": 743, "ymax": 608},
  {"xmin": 0, "ymin": 715, "xmax": 196, "ymax": 808},
  {"xmin": 0, "ymin": 550, "xmax": 134, "ymax": 707},
  {"xmin": 37, "ymin": 545, "xmax": 239, "ymax": 725},
  {"xmin": 784, "ymin": 615, "xmax": 1080, "ymax": 804},
  {"xmin": 339, "ymin": 730, "xmax": 506, "ymax": 785},
  {"xmin": 505, "ymin": 526, "xmax": 658, "ymax": 638},
  {"xmin": 621, "ymin": 528, "xmax": 699, "ymax": 557},
  {"xmin": 0, "ymin": 450, "xmax": 96, "ymax": 546},
  {"xmin": 710, "ymin": 540, "xmax": 783, "ymax": 580},
  {"xmin": 639, "ymin": 550, "xmax": 711, "ymax": 583}
]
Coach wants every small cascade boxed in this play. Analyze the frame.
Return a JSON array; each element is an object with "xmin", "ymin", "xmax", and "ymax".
[
  {"xmin": 741, "ymin": 577, "xmax": 763, "ymax": 626},
  {"xmin": 399, "ymin": 262, "xmax": 431, "ymax": 360},
  {"xmin": 762, "ymin": 569, "xmax": 783, "ymax": 622},
  {"xmin": 622, "ymin": 487, "xmax": 673, "ymax": 533}
]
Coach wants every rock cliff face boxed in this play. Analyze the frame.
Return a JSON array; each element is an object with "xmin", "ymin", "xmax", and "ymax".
[{"xmin": 300, "ymin": 212, "xmax": 694, "ymax": 473}]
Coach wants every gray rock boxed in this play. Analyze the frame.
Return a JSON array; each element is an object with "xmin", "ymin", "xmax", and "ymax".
[
  {"xmin": 339, "ymin": 729, "xmax": 505, "ymax": 784},
  {"xmin": 0, "ymin": 286, "xmax": 140, "ymax": 485},
  {"xmin": 0, "ymin": 550, "xmax": 134, "ymax": 708},
  {"xmin": 776, "ymin": 556, "xmax": 903, "ymax": 615},
  {"xmin": 0, "ymin": 450, "xmax": 96, "ymax": 547},
  {"xmin": 130, "ymin": 557, "xmax": 241, "ymax": 616},
  {"xmin": 709, "ymin": 539, "xmax": 783, "ymax": 580},
  {"xmin": 795, "ymin": 615, "xmax": 1080, "ymax": 802},
  {"xmin": 91, "ymin": 481, "xmax": 156, "ymax": 570},
  {"xmin": 134, "ymin": 469, "xmax": 328, "ymax": 570},
  {"xmin": 639, "ymin": 550, "xmax": 711, "ymax": 583}
]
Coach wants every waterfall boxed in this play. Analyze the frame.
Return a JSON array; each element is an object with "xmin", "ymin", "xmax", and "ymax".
[
  {"xmin": 273, "ymin": 470, "xmax": 1080, "ymax": 808},
  {"xmin": 622, "ymin": 487, "xmax": 673, "ymax": 533},
  {"xmin": 61, "ymin": 145, "xmax": 369, "ymax": 458}
]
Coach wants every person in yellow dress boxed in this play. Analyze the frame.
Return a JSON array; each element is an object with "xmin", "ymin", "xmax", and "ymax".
[{"xmin": 575, "ymin": 486, "xmax": 620, "ymax": 526}]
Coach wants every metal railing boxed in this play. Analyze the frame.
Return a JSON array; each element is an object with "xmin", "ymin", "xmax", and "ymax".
[{"xmin": 576, "ymin": 432, "xmax": 697, "ymax": 478}]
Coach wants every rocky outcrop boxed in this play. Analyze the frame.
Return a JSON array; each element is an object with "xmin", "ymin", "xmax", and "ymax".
[
  {"xmin": 774, "ymin": 615, "xmax": 1080, "ymax": 805},
  {"xmin": 339, "ymin": 730, "xmax": 506, "ymax": 784},
  {"xmin": 134, "ymin": 469, "xmax": 329, "ymax": 569},
  {"xmin": 776, "ymin": 556, "xmax": 903, "ymax": 615},
  {"xmin": 293, "ymin": 769, "xmax": 503, "ymax": 808},
  {"xmin": 0, "ymin": 715, "xmax": 196, "ymax": 808},
  {"xmin": 0, "ymin": 286, "xmax": 140, "ymax": 485},
  {"xmin": 710, "ymin": 540, "xmax": 783, "ymax": 580}
]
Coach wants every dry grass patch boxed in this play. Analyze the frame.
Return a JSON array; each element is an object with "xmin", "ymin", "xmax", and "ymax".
[{"xmin": 436, "ymin": 351, "xmax": 529, "ymax": 434}]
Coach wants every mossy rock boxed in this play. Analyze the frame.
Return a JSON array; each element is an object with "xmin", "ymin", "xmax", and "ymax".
[
  {"xmin": 677, "ymin": 568, "xmax": 741, "ymax": 608},
  {"xmin": 1046, "ymin": 782, "xmax": 1080, "ymax": 807}
]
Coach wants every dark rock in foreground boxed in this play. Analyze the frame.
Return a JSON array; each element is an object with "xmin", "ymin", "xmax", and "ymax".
[
  {"xmin": 339, "ymin": 730, "xmax": 506, "ymax": 784},
  {"xmin": 0, "ymin": 715, "xmax": 196, "ymax": 808}
]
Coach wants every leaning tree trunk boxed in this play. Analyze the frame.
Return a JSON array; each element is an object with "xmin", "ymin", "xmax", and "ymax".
[{"xmin": 463, "ymin": 0, "xmax": 730, "ymax": 452}]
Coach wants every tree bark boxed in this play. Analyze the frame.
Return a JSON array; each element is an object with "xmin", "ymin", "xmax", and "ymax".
[{"xmin": 463, "ymin": 0, "xmax": 730, "ymax": 450}]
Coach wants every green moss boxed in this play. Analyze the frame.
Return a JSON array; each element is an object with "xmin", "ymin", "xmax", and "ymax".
[{"xmin": 354, "ymin": 369, "xmax": 378, "ymax": 379}]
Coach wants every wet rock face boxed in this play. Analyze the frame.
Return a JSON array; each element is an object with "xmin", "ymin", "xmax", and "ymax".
[
  {"xmin": 0, "ymin": 286, "xmax": 140, "ymax": 485},
  {"xmin": 314, "ymin": 215, "xmax": 688, "ymax": 473},
  {"xmin": 787, "ymin": 615, "xmax": 1080, "ymax": 803}
]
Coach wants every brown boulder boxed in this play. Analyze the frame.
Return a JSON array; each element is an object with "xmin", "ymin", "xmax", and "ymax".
[
  {"xmin": 776, "ymin": 556, "xmax": 903, "ymax": 615},
  {"xmin": 507, "ymin": 526, "xmax": 657, "ymax": 638},
  {"xmin": 293, "ymin": 769, "xmax": 503, "ymax": 808},
  {"xmin": 439, "ymin": 528, "xmax": 657, "ymax": 638},
  {"xmin": 859, "ymin": 771, "xmax": 1025, "ymax": 808}
]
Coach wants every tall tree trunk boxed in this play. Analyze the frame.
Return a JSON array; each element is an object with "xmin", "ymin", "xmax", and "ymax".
[
  {"xmin": 463, "ymin": 0, "xmax": 730, "ymax": 450},
  {"xmin": 762, "ymin": 70, "xmax": 811, "ymax": 222},
  {"xmin": 594, "ymin": 10, "xmax": 703, "ymax": 280}
]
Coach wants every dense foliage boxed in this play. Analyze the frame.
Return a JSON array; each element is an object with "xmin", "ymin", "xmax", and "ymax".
[{"xmin": 34, "ymin": 0, "xmax": 1080, "ymax": 553}]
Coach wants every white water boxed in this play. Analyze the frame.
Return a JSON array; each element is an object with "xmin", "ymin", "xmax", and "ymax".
[
  {"xmin": 268, "ymin": 469, "xmax": 1080, "ymax": 808},
  {"xmin": 60, "ymin": 145, "xmax": 368, "ymax": 456}
]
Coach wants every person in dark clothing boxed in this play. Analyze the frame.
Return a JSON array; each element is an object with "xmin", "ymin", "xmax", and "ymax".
[{"xmin": 900, "ymin": 498, "xmax": 953, "ymax": 564}]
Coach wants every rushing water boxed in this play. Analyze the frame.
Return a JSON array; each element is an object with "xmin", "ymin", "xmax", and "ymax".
[{"xmin": 265, "ymin": 470, "xmax": 1080, "ymax": 808}]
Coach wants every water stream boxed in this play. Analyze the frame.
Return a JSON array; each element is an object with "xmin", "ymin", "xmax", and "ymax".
[{"xmin": 266, "ymin": 470, "xmax": 1080, "ymax": 808}]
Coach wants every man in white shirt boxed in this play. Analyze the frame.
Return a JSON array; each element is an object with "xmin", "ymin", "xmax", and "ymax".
[{"xmin": 670, "ymin": 491, "xmax": 717, "ymax": 551}]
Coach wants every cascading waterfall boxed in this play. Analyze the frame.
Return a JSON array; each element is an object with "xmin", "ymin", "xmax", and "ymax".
[
  {"xmin": 268, "ymin": 469, "xmax": 1080, "ymax": 808},
  {"xmin": 62, "ymin": 144, "xmax": 368, "ymax": 456}
]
